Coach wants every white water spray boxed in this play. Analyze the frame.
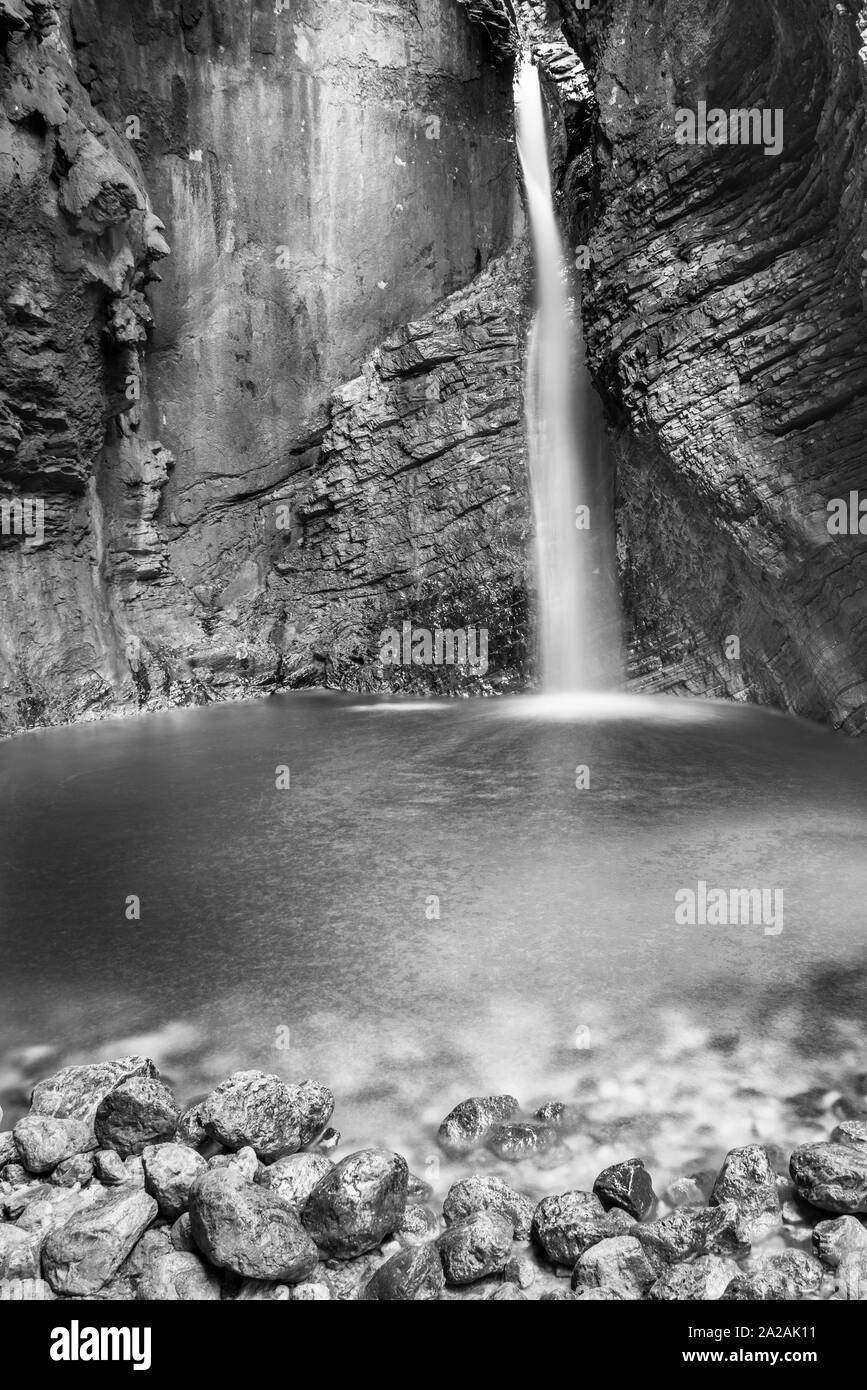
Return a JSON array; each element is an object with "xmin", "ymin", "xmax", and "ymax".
[{"xmin": 516, "ymin": 61, "xmax": 620, "ymax": 692}]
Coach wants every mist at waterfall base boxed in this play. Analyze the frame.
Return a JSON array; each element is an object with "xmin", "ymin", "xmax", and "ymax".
[
  {"xmin": 516, "ymin": 61, "xmax": 621, "ymax": 693},
  {"xmin": 2, "ymin": 691, "xmax": 867, "ymax": 1205}
]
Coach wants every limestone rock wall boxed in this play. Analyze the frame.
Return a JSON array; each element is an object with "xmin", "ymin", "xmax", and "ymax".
[
  {"xmin": 273, "ymin": 246, "xmax": 531, "ymax": 692},
  {"xmin": 0, "ymin": 0, "xmax": 525, "ymax": 731},
  {"xmin": 553, "ymin": 0, "xmax": 867, "ymax": 730},
  {"xmin": 0, "ymin": 0, "xmax": 171, "ymax": 729}
]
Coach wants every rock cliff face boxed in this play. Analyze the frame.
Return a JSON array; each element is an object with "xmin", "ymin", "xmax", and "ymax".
[
  {"xmin": 277, "ymin": 246, "xmax": 531, "ymax": 691},
  {"xmin": 0, "ymin": 0, "xmax": 524, "ymax": 731},
  {"xmin": 0, "ymin": 0, "xmax": 170, "ymax": 728},
  {"xmin": 553, "ymin": 0, "xmax": 867, "ymax": 731}
]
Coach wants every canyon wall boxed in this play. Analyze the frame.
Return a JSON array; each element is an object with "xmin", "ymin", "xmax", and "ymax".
[
  {"xmin": 552, "ymin": 0, "xmax": 867, "ymax": 731},
  {"xmin": 0, "ymin": 0, "xmax": 527, "ymax": 731}
]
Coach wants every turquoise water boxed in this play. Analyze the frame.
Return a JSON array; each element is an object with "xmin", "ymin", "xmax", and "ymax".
[{"xmin": 1, "ymin": 691, "xmax": 866, "ymax": 1199}]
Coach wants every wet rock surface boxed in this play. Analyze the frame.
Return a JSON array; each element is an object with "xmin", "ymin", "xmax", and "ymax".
[
  {"xmin": 301, "ymin": 1150, "xmax": 409, "ymax": 1260},
  {"xmin": 532, "ymin": 1190, "xmax": 605, "ymax": 1262},
  {"xmin": 593, "ymin": 1158, "xmax": 656, "ymax": 1220},
  {"xmin": 12, "ymin": 1115, "xmax": 94, "ymax": 1173},
  {"xmin": 364, "ymin": 1243, "xmax": 445, "ymax": 1301},
  {"xmin": 437, "ymin": 1096, "xmax": 520, "ymax": 1158},
  {"xmin": 395, "ymin": 1204, "xmax": 440, "ymax": 1247},
  {"xmin": 2, "ymin": 0, "xmax": 866, "ymax": 737},
  {"xmin": 790, "ymin": 1142, "xmax": 867, "ymax": 1214},
  {"xmin": 137, "ymin": 1248, "xmax": 222, "ymax": 1302},
  {"xmin": 94, "ymin": 1077, "xmax": 179, "ymax": 1158},
  {"xmin": 0, "ymin": 1224, "xmax": 42, "ymax": 1280},
  {"xmin": 572, "ymin": 1235, "xmax": 661, "ymax": 1299},
  {"xmin": 29, "ymin": 1058, "xmax": 157, "ymax": 1137},
  {"xmin": 257, "ymin": 1153, "xmax": 334, "ymax": 1213},
  {"xmin": 41, "ymin": 1189, "xmax": 157, "ymax": 1296},
  {"xmin": 536, "ymin": 1206, "xmax": 637, "ymax": 1266},
  {"xmin": 634, "ymin": 1204, "xmax": 751, "ymax": 1264},
  {"xmin": 710, "ymin": 1145, "xmax": 781, "ymax": 1227},
  {"xmin": 188, "ymin": 1169, "xmax": 319, "ymax": 1284},
  {"xmin": 649, "ymin": 1255, "xmax": 739, "ymax": 1301},
  {"xmin": 723, "ymin": 1252, "xmax": 824, "ymax": 1301},
  {"xmin": 486, "ymin": 1122, "xmax": 557, "ymax": 1163},
  {"xmin": 831, "ymin": 1121, "xmax": 867, "ymax": 1151},
  {"xmin": 436, "ymin": 1211, "xmax": 514, "ymax": 1285},
  {"xmin": 813, "ymin": 1215, "xmax": 867, "ymax": 1268},
  {"xmin": 199, "ymin": 1072, "xmax": 304, "ymax": 1162},
  {"xmin": 142, "ymin": 1142, "xmax": 206, "ymax": 1220},
  {"xmin": 443, "ymin": 1175, "xmax": 534, "ymax": 1240}
]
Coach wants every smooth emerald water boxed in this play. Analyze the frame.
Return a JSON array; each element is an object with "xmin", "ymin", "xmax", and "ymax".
[{"xmin": 1, "ymin": 691, "xmax": 866, "ymax": 1196}]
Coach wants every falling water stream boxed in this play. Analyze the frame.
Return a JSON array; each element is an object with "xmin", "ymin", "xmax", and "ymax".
[{"xmin": 516, "ymin": 61, "xmax": 620, "ymax": 691}]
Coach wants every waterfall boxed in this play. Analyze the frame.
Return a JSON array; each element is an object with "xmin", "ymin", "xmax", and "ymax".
[{"xmin": 516, "ymin": 60, "xmax": 621, "ymax": 693}]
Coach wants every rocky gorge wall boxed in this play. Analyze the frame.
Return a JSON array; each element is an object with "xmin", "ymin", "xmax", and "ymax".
[
  {"xmin": 0, "ymin": 0, "xmax": 527, "ymax": 732},
  {"xmin": 551, "ymin": 0, "xmax": 867, "ymax": 731}
]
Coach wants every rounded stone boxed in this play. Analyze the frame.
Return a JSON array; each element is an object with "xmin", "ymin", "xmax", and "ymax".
[
  {"xmin": 813, "ymin": 1214, "xmax": 867, "ymax": 1268},
  {"xmin": 200, "ymin": 1072, "xmax": 303, "ymax": 1162},
  {"xmin": 94, "ymin": 1076, "xmax": 179, "ymax": 1158},
  {"xmin": 437, "ymin": 1095, "xmax": 519, "ymax": 1157},
  {"xmin": 572, "ymin": 1235, "xmax": 660, "ymax": 1299},
  {"xmin": 207, "ymin": 1145, "xmax": 260, "ymax": 1181},
  {"xmin": 831, "ymin": 1121, "xmax": 867, "ymax": 1152},
  {"xmin": 170, "ymin": 1212, "xmax": 197, "ymax": 1253},
  {"xmin": 256, "ymin": 1152, "xmax": 333, "ymax": 1212},
  {"xmin": 29, "ymin": 1057, "xmax": 158, "ymax": 1133},
  {"xmin": 12, "ymin": 1115, "xmax": 94, "ymax": 1174},
  {"xmin": 188, "ymin": 1168, "xmax": 318, "ymax": 1283},
  {"xmin": 94, "ymin": 1149, "xmax": 128, "ymax": 1185},
  {"xmin": 503, "ymin": 1256, "xmax": 535, "ymax": 1289},
  {"xmin": 41, "ymin": 1189, "xmax": 158, "ymax": 1296},
  {"xmin": 649, "ymin": 1255, "xmax": 740, "ymax": 1301},
  {"xmin": 142, "ymin": 1141, "xmax": 206, "ymax": 1219},
  {"xmin": 536, "ymin": 1206, "xmax": 636, "ymax": 1266},
  {"xmin": 291, "ymin": 1080, "xmax": 335, "ymax": 1147},
  {"xmin": 710, "ymin": 1145, "xmax": 780, "ymax": 1226},
  {"xmin": 0, "ymin": 1225, "xmax": 42, "ymax": 1280},
  {"xmin": 789, "ymin": 1142, "xmax": 867, "ymax": 1214},
  {"xmin": 531, "ymin": 1189, "xmax": 604, "ymax": 1259},
  {"xmin": 487, "ymin": 1122, "xmax": 556, "ymax": 1162},
  {"xmin": 364, "ymin": 1243, "xmax": 445, "ymax": 1300},
  {"xmin": 395, "ymin": 1203, "xmax": 440, "ymax": 1247},
  {"xmin": 443, "ymin": 1174, "xmax": 534, "ymax": 1240},
  {"xmin": 302, "ymin": 1149, "xmax": 409, "ymax": 1259},
  {"xmin": 593, "ymin": 1157, "xmax": 657, "ymax": 1220},
  {"xmin": 50, "ymin": 1153, "xmax": 94, "ymax": 1188},
  {"xmin": 137, "ymin": 1249, "xmax": 222, "ymax": 1301},
  {"xmin": 436, "ymin": 1210, "xmax": 513, "ymax": 1285}
]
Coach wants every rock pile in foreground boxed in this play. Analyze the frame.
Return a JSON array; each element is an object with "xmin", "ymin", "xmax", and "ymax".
[{"xmin": 1, "ymin": 1060, "xmax": 866, "ymax": 1300}]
